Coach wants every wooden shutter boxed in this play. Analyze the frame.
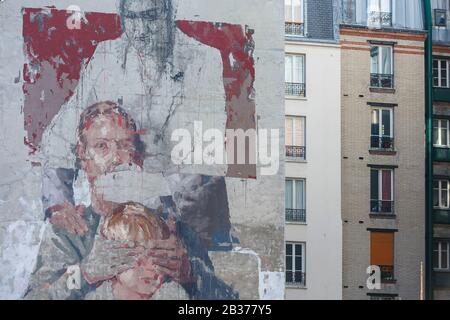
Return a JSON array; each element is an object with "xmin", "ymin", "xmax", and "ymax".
[{"xmin": 370, "ymin": 232, "xmax": 394, "ymax": 266}]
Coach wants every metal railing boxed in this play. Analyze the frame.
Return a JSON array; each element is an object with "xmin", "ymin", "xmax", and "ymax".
[
  {"xmin": 368, "ymin": 11, "xmax": 392, "ymax": 27},
  {"xmin": 285, "ymin": 82, "xmax": 306, "ymax": 97},
  {"xmin": 370, "ymin": 200, "xmax": 394, "ymax": 214},
  {"xmin": 285, "ymin": 208, "xmax": 306, "ymax": 223},
  {"xmin": 380, "ymin": 265, "xmax": 395, "ymax": 282},
  {"xmin": 370, "ymin": 73, "xmax": 394, "ymax": 88},
  {"xmin": 286, "ymin": 271, "xmax": 306, "ymax": 286},
  {"xmin": 286, "ymin": 145, "xmax": 306, "ymax": 159},
  {"xmin": 285, "ymin": 22, "xmax": 305, "ymax": 36},
  {"xmin": 370, "ymin": 136, "xmax": 394, "ymax": 151}
]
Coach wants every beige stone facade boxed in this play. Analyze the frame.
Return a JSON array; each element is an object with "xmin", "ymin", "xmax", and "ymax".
[{"xmin": 341, "ymin": 27, "xmax": 426, "ymax": 300}]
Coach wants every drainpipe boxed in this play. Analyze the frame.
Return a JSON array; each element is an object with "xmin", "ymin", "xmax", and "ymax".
[{"xmin": 423, "ymin": 0, "xmax": 434, "ymax": 301}]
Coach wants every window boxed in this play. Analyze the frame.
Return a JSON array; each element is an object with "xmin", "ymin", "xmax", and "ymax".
[
  {"xmin": 370, "ymin": 45, "xmax": 393, "ymax": 88},
  {"xmin": 370, "ymin": 231, "xmax": 395, "ymax": 282},
  {"xmin": 368, "ymin": 0, "xmax": 392, "ymax": 27},
  {"xmin": 434, "ymin": 119, "xmax": 450, "ymax": 147},
  {"xmin": 434, "ymin": 180, "xmax": 450, "ymax": 209},
  {"xmin": 285, "ymin": 179, "xmax": 306, "ymax": 223},
  {"xmin": 371, "ymin": 108, "xmax": 394, "ymax": 150},
  {"xmin": 285, "ymin": 54, "xmax": 305, "ymax": 97},
  {"xmin": 433, "ymin": 59, "xmax": 450, "ymax": 88},
  {"xmin": 370, "ymin": 169, "xmax": 394, "ymax": 213},
  {"xmin": 434, "ymin": 240, "xmax": 450, "ymax": 271},
  {"xmin": 435, "ymin": 9, "xmax": 447, "ymax": 27},
  {"xmin": 285, "ymin": 116, "xmax": 306, "ymax": 160},
  {"xmin": 285, "ymin": 0, "xmax": 305, "ymax": 36},
  {"xmin": 286, "ymin": 242, "xmax": 305, "ymax": 285}
]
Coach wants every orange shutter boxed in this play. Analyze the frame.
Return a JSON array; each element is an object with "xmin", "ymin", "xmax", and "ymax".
[{"xmin": 370, "ymin": 232, "xmax": 394, "ymax": 266}]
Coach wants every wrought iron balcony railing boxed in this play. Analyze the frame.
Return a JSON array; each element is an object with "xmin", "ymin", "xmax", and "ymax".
[
  {"xmin": 285, "ymin": 82, "xmax": 306, "ymax": 97},
  {"xmin": 370, "ymin": 200, "xmax": 394, "ymax": 214},
  {"xmin": 285, "ymin": 208, "xmax": 306, "ymax": 223},
  {"xmin": 368, "ymin": 11, "xmax": 392, "ymax": 27},
  {"xmin": 370, "ymin": 136, "xmax": 394, "ymax": 151},
  {"xmin": 286, "ymin": 271, "xmax": 306, "ymax": 286},
  {"xmin": 380, "ymin": 265, "xmax": 395, "ymax": 282},
  {"xmin": 370, "ymin": 73, "xmax": 394, "ymax": 88},
  {"xmin": 286, "ymin": 145, "xmax": 306, "ymax": 160},
  {"xmin": 285, "ymin": 22, "xmax": 305, "ymax": 36}
]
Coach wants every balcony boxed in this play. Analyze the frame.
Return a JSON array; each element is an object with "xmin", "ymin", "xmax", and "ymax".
[
  {"xmin": 434, "ymin": 147, "xmax": 450, "ymax": 162},
  {"xmin": 380, "ymin": 265, "xmax": 395, "ymax": 283},
  {"xmin": 285, "ymin": 82, "xmax": 306, "ymax": 97},
  {"xmin": 434, "ymin": 87, "xmax": 450, "ymax": 102},
  {"xmin": 286, "ymin": 145, "xmax": 306, "ymax": 160},
  {"xmin": 285, "ymin": 22, "xmax": 304, "ymax": 36},
  {"xmin": 434, "ymin": 208, "xmax": 450, "ymax": 224},
  {"xmin": 370, "ymin": 200, "xmax": 394, "ymax": 214},
  {"xmin": 285, "ymin": 208, "xmax": 306, "ymax": 223},
  {"xmin": 368, "ymin": 11, "xmax": 392, "ymax": 28},
  {"xmin": 286, "ymin": 271, "xmax": 306, "ymax": 287},
  {"xmin": 370, "ymin": 136, "xmax": 394, "ymax": 151},
  {"xmin": 370, "ymin": 73, "xmax": 394, "ymax": 89}
]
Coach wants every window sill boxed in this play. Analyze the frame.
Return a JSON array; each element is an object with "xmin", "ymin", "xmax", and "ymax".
[
  {"xmin": 369, "ymin": 213, "xmax": 396, "ymax": 220},
  {"xmin": 286, "ymin": 221, "xmax": 307, "ymax": 226},
  {"xmin": 369, "ymin": 87, "xmax": 396, "ymax": 94},
  {"xmin": 434, "ymin": 269, "xmax": 450, "ymax": 273},
  {"xmin": 285, "ymin": 284, "xmax": 307, "ymax": 289},
  {"xmin": 369, "ymin": 149, "xmax": 397, "ymax": 156},
  {"xmin": 285, "ymin": 95, "xmax": 307, "ymax": 101},
  {"xmin": 286, "ymin": 157, "xmax": 307, "ymax": 163}
]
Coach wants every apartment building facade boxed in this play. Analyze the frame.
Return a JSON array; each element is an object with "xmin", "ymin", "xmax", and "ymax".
[
  {"xmin": 340, "ymin": 0, "xmax": 426, "ymax": 300},
  {"xmin": 284, "ymin": 0, "xmax": 342, "ymax": 299},
  {"xmin": 428, "ymin": 0, "xmax": 450, "ymax": 300}
]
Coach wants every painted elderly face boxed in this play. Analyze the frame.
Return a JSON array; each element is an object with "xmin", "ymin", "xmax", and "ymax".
[
  {"xmin": 120, "ymin": 0, "xmax": 173, "ymax": 68},
  {"xmin": 78, "ymin": 113, "xmax": 136, "ymax": 178}
]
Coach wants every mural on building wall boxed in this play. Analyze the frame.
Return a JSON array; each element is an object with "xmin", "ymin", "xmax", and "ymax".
[{"xmin": 0, "ymin": 0, "xmax": 284, "ymax": 300}]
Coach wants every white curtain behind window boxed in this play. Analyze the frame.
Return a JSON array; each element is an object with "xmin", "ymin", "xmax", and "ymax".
[
  {"xmin": 286, "ymin": 180, "xmax": 293, "ymax": 209},
  {"xmin": 393, "ymin": 0, "xmax": 424, "ymax": 29}
]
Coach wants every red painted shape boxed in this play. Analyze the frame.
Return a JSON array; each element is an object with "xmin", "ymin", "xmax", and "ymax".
[
  {"xmin": 22, "ymin": 7, "xmax": 122, "ymax": 153},
  {"xmin": 177, "ymin": 21, "xmax": 257, "ymax": 179}
]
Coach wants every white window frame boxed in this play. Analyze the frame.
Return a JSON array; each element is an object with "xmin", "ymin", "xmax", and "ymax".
[
  {"xmin": 285, "ymin": 116, "xmax": 306, "ymax": 147},
  {"xmin": 434, "ymin": 119, "xmax": 450, "ymax": 147},
  {"xmin": 433, "ymin": 59, "xmax": 450, "ymax": 88},
  {"xmin": 371, "ymin": 107, "xmax": 394, "ymax": 138},
  {"xmin": 434, "ymin": 240, "xmax": 450, "ymax": 271},
  {"xmin": 285, "ymin": 178, "xmax": 306, "ymax": 210},
  {"xmin": 285, "ymin": 54, "xmax": 305, "ymax": 85},
  {"xmin": 434, "ymin": 180, "xmax": 450, "ymax": 209},
  {"xmin": 285, "ymin": 0, "xmax": 304, "ymax": 24},
  {"xmin": 370, "ymin": 45, "xmax": 394, "ymax": 76},
  {"xmin": 286, "ymin": 242, "xmax": 306, "ymax": 285}
]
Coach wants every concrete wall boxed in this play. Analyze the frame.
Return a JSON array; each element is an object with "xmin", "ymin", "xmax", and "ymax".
[
  {"xmin": 0, "ymin": 0, "xmax": 285, "ymax": 300},
  {"xmin": 341, "ymin": 27, "xmax": 426, "ymax": 300},
  {"xmin": 285, "ymin": 41, "xmax": 342, "ymax": 300}
]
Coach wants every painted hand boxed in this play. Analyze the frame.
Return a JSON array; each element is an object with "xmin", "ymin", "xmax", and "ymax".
[{"xmin": 49, "ymin": 201, "xmax": 88, "ymax": 235}]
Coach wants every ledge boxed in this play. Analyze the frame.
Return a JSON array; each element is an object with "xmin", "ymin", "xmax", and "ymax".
[
  {"xmin": 369, "ymin": 149, "xmax": 397, "ymax": 156},
  {"xmin": 369, "ymin": 87, "xmax": 396, "ymax": 94},
  {"xmin": 369, "ymin": 213, "xmax": 397, "ymax": 220}
]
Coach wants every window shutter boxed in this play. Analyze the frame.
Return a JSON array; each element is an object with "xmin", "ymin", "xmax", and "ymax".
[{"xmin": 370, "ymin": 232, "xmax": 394, "ymax": 266}]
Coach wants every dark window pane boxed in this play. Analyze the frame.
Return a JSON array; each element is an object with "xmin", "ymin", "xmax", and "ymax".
[
  {"xmin": 286, "ymin": 256, "xmax": 293, "ymax": 270},
  {"xmin": 286, "ymin": 271, "xmax": 293, "ymax": 283},
  {"xmin": 286, "ymin": 243, "xmax": 292, "ymax": 255},
  {"xmin": 371, "ymin": 170, "xmax": 379, "ymax": 201}
]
